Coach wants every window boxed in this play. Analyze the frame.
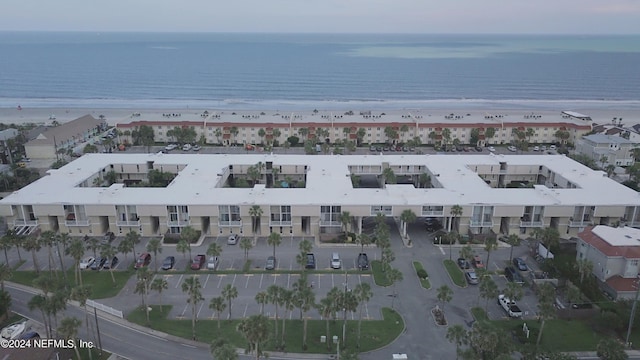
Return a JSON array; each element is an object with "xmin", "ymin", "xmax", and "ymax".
[
  {"xmin": 270, "ymin": 205, "xmax": 292, "ymax": 225},
  {"xmin": 371, "ymin": 205, "xmax": 392, "ymax": 216},
  {"xmin": 219, "ymin": 205, "xmax": 240, "ymax": 224},
  {"xmin": 320, "ymin": 205, "xmax": 341, "ymax": 225},
  {"xmin": 470, "ymin": 206, "xmax": 493, "ymax": 227},
  {"xmin": 422, "ymin": 206, "xmax": 444, "ymax": 216}
]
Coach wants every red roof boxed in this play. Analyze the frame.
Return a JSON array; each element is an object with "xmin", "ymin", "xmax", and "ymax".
[
  {"xmin": 579, "ymin": 227, "xmax": 640, "ymax": 259},
  {"xmin": 606, "ymin": 276, "xmax": 638, "ymax": 292}
]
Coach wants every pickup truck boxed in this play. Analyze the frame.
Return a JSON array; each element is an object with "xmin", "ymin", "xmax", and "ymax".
[{"xmin": 498, "ymin": 294, "xmax": 523, "ymax": 318}]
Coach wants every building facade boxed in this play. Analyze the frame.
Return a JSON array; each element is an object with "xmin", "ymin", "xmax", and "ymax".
[
  {"xmin": 115, "ymin": 109, "xmax": 592, "ymax": 148},
  {"xmin": 24, "ymin": 115, "xmax": 107, "ymax": 159},
  {"xmin": 575, "ymin": 134, "xmax": 638, "ymax": 167}
]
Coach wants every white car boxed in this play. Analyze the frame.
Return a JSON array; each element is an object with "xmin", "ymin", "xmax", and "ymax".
[
  {"xmin": 487, "ymin": 146, "xmax": 496, "ymax": 152},
  {"xmin": 164, "ymin": 144, "xmax": 177, "ymax": 151},
  {"xmin": 549, "ymin": 145, "xmax": 557, "ymax": 150},
  {"xmin": 192, "ymin": 145, "xmax": 201, "ymax": 151},
  {"xmin": 227, "ymin": 234, "xmax": 239, "ymax": 245},
  {"xmin": 533, "ymin": 146, "xmax": 539, "ymax": 151},
  {"xmin": 507, "ymin": 145, "xmax": 517, "ymax": 152},
  {"xmin": 331, "ymin": 253, "xmax": 342, "ymax": 269},
  {"xmin": 207, "ymin": 256, "xmax": 218, "ymax": 270},
  {"xmin": 79, "ymin": 256, "xmax": 95, "ymax": 270},
  {"xmin": 182, "ymin": 144, "xmax": 192, "ymax": 151}
]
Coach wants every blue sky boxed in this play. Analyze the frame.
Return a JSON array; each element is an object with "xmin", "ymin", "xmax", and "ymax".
[{"xmin": 1, "ymin": 0, "xmax": 639, "ymax": 34}]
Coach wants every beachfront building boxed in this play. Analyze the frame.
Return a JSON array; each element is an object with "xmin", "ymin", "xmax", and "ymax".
[
  {"xmin": 24, "ymin": 115, "xmax": 107, "ymax": 159},
  {"xmin": 115, "ymin": 109, "xmax": 592, "ymax": 148},
  {"xmin": 575, "ymin": 134, "xmax": 638, "ymax": 167},
  {"xmin": 0, "ymin": 128, "xmax": 20, "ymax": 164},
  {"xmin": 577, "ymin": 225, "xmax": 640, "ymax": 299},
  {"xmin": 1, "ymin": 153, "xmax": 639, "ymax": 242}
]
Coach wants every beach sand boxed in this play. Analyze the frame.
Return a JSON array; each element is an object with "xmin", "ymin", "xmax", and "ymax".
[{"xmin": 0, "ymin": 106, "xmax": 638, "ymax": 126}]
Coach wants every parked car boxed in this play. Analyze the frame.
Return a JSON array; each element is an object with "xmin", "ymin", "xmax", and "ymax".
[
  {"xmin": 465, "ymin": 270, "xmax": 479, "ymax": 285},
  {"xmin": 369, "ymin": 146, "xmax": 376, "ymax": 152},
  {"xmin": 18, "ymin": 331, "xmax": 40, "ymax": 340},
  {"xmin": 161, "ymin": 256, "xmax": 175, "ymax": 270},
  {"xmin": 541, "ymin": 145, "xmax": 547, "ymax": 151},
  {"xmin": 475, "ymin": 146, "xmax": 483, "ymax": 152},
  {"xmin": 472, "ymin": 255, "xmax": 485, "ymax": 269},
  {"xmin": 164, "ymin": 144, "xmax": 177, "ymax": 151},
  {"xmin": 265, "ymin": 256, "xmax": 276, "ymax": 270},
  {"xmin": 79, "ymin": 257, "xmax": 95, "ymax": 270},
  {"xmin": 182, "ymin": 143, "xmax": 192, "ymax": 151},
  {"xmin": 192, "ymin": 144, "xmax": 201, "ymax": 151},
  {"xmin": 191, "ymin": 254, "xmax": 206, "ymax": 270},
  {"xmin": 91, "ymin": 257, "xmax": 107, "ymax": 270},
  {"xmin": 134, "ymin": 253, "xmax": 151, "ymax": 269},
  {"xmin": 507, "ymin": 145, "xmax": 517, "ymax": 152},
  {"xmin": 103, "ymin": 256, "xmax": 119, "ymax": 270},
  {"xmin": 487, "ymin": 146, "xmax": 496, "ymax": 152},
  {"xmin": 227, "ymin": 234, "xmax": 239, "ymax": 245},
  {"xmin": 457, "ymin": 257, "xmax": 470, "ymax": 269},
  {"xmin": 331, "ymin": 253, "xmax": 342, "ymax": 269},
  {"xmin": 549, "ymin": 145, "xmax": 557, "ymax": 150},
  {"xmin": 207, "ymin": 256, "xmax": 219, "ymax": 270},
  {"xmin": 504, "ymin": 266, "xmax": 525, "ymax": 284},
  {"xmin": 357, "ymin": 253, "xmax": 370, "ymax": 270},
  {"xmin": 305, "ymin": 253, "xmax": 316, "ymax": 269},
  {"xmin": 425, "ymin": 218, "xmax": 443, "ymax": 232},
  {"xmin": 533, "ymin": 146, "xmax": 540, "ymax": 151},
  {"xmin": 512, "ymin": 257, "xmax": 528, "ymax": 271},
  {"xmin": 101, "ymin": 231, "xmax": 115, "ymax": 244}
]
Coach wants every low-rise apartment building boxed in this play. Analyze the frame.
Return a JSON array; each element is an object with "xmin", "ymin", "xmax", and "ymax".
[
  {"xmin": 575, "ymin": 134, "xmax": 638, "ymax": 167},
  {"xmin": 1, "ymin": 153, "xmax": 638, "ymax": 243}
]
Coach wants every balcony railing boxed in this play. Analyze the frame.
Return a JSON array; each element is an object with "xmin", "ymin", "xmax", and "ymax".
[
  {"xmin": 13, "ymin": 219, "xmax": 38, "ymax": 227},
  {"xmin": 569, "ymin": 219, "xmax": 592, "ymax": 228},
  {"xmin": 167, "ymin": 219, "xmax": 191, "ymax": 227},
  {"xmin": 218, "ymin": 220, "xmax": 242, "ymax": 227},
  {"xmin": 65, "ymin": 219, "xmax": 91, "ymax": 227},
  {"xmin": 422, "ymin": 211, "xmax": 444, "ymax": 217},
  {"xmin": 116, "ymin": 219, "xmax": 141, "ymax": 227},
  {"xmin": 320, "ymin": 219, "xmax": 342, "ymax": 227},
  {"xmin": 269, "ymin": 220, "xmax": 293, "ymax": 227},
  {"xmin": 469, "ymin": 220, "xmax": 493, "ymax": 228},
  {"xmin": 520, "ymin": 220, "xmax": 544, "ymax": 228}
]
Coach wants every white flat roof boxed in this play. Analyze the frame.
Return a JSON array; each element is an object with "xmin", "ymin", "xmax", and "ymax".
[
  {"xmin": 592, "ymin": 225, "xmax": 640, "ymax": 246},
  {"xmin": 2, "ymin": 154, "xmax": 639, "ymax": 208}
]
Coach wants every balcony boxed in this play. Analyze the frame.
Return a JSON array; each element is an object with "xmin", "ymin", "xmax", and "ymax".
[
  {"xmin": 520, "ymin": 220, "xmax": 544, "ymax": 228},
  {"xmin": 13, "ymin": 218, "xmax": 38, "ymax": 227},
  {"xmin": 422, "ymin": 211, "xmax": 444, "ymax": 217},
  {"xmin": 569, "ymin": 218, "xmax": 592, "ymax": 228},
  {"xmin": 218, "ymin": 220, "xmax": 242, "ymax": 227},
  {"xmin": 167, "ymin": 219, "xmax": 191, "ymax": 227},
  {"xmin": 269, "ymin": 220, "xmax": 292, "ymax": 227},
  {"xmin": 65, "ymin": 219, "xmax": 91, "ymax": 227},
  {"xmin": 320, "ymin": 219, "xmax": 342, "ymax": 227},
  {"xmin": 116, "ymin": 219, "xmax": 141, "ymax": 227},
  {"xmin": 469, "ymin": 220, "xmax": 493, "ymax": 228}
]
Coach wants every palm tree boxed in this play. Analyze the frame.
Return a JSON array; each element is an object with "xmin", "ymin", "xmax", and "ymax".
[
  {"xmin": 279, "ymin": 288, "xmax": 294, "ymax": 347},
  {"xmin": 446, "ymin": 324, "xmax": 468, "ymax": 360},
  {"xmin": 0, "ymin": 233, "xmax": 12, "ymax": 265},
  {"xmin": 267, "ymin": 232, "xmax": 281, "ymax": 259},
  {"xmin": 150, "ymin": 277, "xmax": 168, "ymax": 312},
  {"xmin": 10, "ymin": 231, "xmax": 23, "ymax": 262},
  {"xmin": 70, "ymin": 285, "xmax": 91, "ymax": 341},
  {"xmin": 536, "ymin": 282, "xmax": 557, "ymax": 347},
  {"xmin": 176, "ymin": 239, "xmax": 190, "ymax": 261},
  {"xmin": 576, "ymin": 258, "xmax": 594, "ymax": 284},
  {"xmin": 267, "ymin": 285, "xmax": 284, "ymax": 344},
  {"xmin": 28, "ymin": 295, "xmax": 50, "ymax": 338},
  {"xmin": 39, "ymin": 230, "xmax": 57, "ymax": 276},
  {"xmin": 230, "ymin": 126, "xmax": 239, "ymax": 144},
  {"xmin": 123, "ymin": 230, "xmax": 141, "ymax": 260},
  {"xmin": 505, "ymin": 234, "xmax": 521, "ymax": 262},
  {"xmin": 387, "ymin": 268, "xmax": 403, "ymax": 309},
  {"xmin": 180, "ymin": 227, "xmax": 199, "ymax": 260},
  {"xmin": 436, "ymin": 285, "xmax": 453, "ymax": 313},
  {"xmin": 146, "ymin": 238, "xmax": 163, "ymax": 273},
  {"xmin": 117, "ymin": 235, "xmax": 134, "ymax": 263},
  {"xmin": 255, "ymin": 291, "xmax": 269, "ymax": 315},
  {"xmin": 209, "ymin": 296, "xmax": 227, "ymax": 329},
  {"xmin": 600, "ymin": 155, "xmax": 609, "ymax": 169},
  {"xmin": 459, "ymin": 245, "xmax": 473, "ymax": 262},
  {"xmin": 400, "ymin": 209, "xmax": 417, "ymax": 239},
  {"xmin": 381, "ymin": 167, "xmax": 396, "ymax": 185},
  {"xmin": 0, "ymin": 263, "xmax": 12, "ymax": 293},
  {"xmin": 353, "ymin": 282, "xmax": 373, "ymax": 349},
  {"xmin": 135, "ymin": 267, "xmax": 153, "ymax": 325},
  {"xmin": 58, "ymin": 317, "xmax": 83, "ymax": 360},
  {"xmin": 317, "ymin": 294, "xmax": 335, "ymax": 351},
  {"xmin": 210, "ymin": 338, "xmax": 239, "ymax": 360},
  {"xmin": 86, "ymin": 236, "xmax": 100, "ymax": 260},
  {"xmin": 418, "ymin": 172, "xmax": 431, "ymax": 188},
  {"xmin": 206, "ymin": 241, "xmax": 222, "ymax": 261},
  {"xmin": 181, "ymin": 275, "xmax": 204, "ymax": 340},
  {"xmin": 55, "ymin": 233, "xmax": 70, "ymax": 284},
  {"xmin": 240, "ymin": 237, "xmax": 253, "ymax": 261},
  {"xmin": 100, "ymin": 244, "xmax": 117, "ymax": 284},
  {"xmin": 66, "ymin": 238, "xmax": 85, "ymax": 286},
  {"xmin": 292, "ymin": 277, "xmax": 316, "ymax": 350},
  {"xmin": 504, "ymin": 281, "xmax": 524, "ymax": 303},
  {"xmin": 214, "ymin": 128, "xmax": 222, "ymax": 144},
  {"xmin": 222, "ymin": 284, "xmax": 238, "ymax": 319},
  {"xmin": 484, "ymin": 236, "xmax": 498, "ymax": 271},
  {"xmin": 596, "ymin": 337, "xmax": 627, "ymax": 360},
  {"xmin": 479, "ymin": 276, "xmax": 499, "ymax": 311},
  {"xmin": 23, "ymin": 235, "xmax": 41, "ymax": 274},
  {"xmin": 258, "ymin": 128, "xmax": 266, "ymax": 145},
  {"xmin": 449, "ymin": 205, "xmax": 463, "ymax": 233},
  {"xmin": 237, "ymin": 314, "xmax": 270, "ymax": 360},
  {"xmin": 355, "ymin": 233, "xmax": 371, "ymax": 254},
  {"xmin": 339, "ymin": 211, "xmax": 352, "ymax": 238}
]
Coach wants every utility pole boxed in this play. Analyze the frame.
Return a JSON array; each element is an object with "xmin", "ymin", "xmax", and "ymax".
[{"xmin": 626, "ymin": 276, "xmax": 640, "ymax": 347}]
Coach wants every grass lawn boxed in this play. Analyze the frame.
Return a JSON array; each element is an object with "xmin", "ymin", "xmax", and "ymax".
[
  {"xmin": 371, "ymin": 260, "xmax": 391, "ymax": 287},
  {"xmin": 470, "ymin": 307, "xmax": 489, "ymax": 322},
  {"xmin": 412, "ymin": 261, "xmax": 431, "ymax": 289},
  {"xmin": 443, "ymin": 259, "xmax": 466, "ymax": 287},
  {"xmin": 128, "ymin": 305, "xmax": 404, "ymax": 354},
  {"xmin": 10, "ymin": 269, "xmax": 133, "ymax": 299}
]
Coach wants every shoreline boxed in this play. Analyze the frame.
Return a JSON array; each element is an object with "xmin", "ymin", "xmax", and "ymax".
[{"xmin": 0, "ymin": 105, "xmax": 638, "ymax": 126}]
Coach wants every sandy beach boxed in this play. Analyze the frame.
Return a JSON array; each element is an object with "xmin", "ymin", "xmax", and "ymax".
[{"xmin": 0, "ymin": 106, "xmax": 638, "ymax": 126}]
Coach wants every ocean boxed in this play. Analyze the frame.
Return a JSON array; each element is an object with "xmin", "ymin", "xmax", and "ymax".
[{"xmin": 0, "ymin": 32, "xmax": 639, "ymax": 110}]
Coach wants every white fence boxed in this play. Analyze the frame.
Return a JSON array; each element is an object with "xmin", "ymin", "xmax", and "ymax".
[{"xmin": 87, "ymin": 299, "xmax": 123, "ymax": 318}]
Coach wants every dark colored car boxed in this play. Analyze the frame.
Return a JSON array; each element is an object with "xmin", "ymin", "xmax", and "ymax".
[
  {"xmin": 425, "ymin": 218, "xmax": 443, "ymax": 232},
  {"xmin": 265, "ymin": 256, "xmax": 276, "ymax": 270},
  {"xmin": 191, "ymin": 254, "xmax": 206, "ymax": 270},
  {"xmin": 134, "ymin": 253, "xmax": 151, "ymax": 269},
  {"xmin": 357, "ymin": 253, "xmax": 370, "ymax": 270},
  {"xmin": 369, "ymin": 146, "xmax": 376, "ymax": 152},
  {"xmin": 91, "ymin": 257, "xmax": 107, "ymax": 270},
  {"xmin": 475, "ymin": 146, "xmax": 483, "ymax": 152},
  {"xmin": 162, "ymin": 256, "xmax": 175, "ymax": 270},
  {"xmin": 457, "ymin": 257, "xmax": 470, "ymax": 269},
  {"xmin": 512, "ymin": 258, "xmax": 528, "ymax": 271},
  {"xmin": 504, "ymin": 266, "xmax": 524, "ymax": 284},
  {"xmin": 305, "ymin": 253, "xmax": 316, "ymax": 269},
  {"xmin": 103, "ymin": 256, "xmax": 119, "ymax": 270},
  {"xmin": 19, "ymin": 331, "xmax": 40, "ymax": 340},
  {"xmin": 571, "ymin": 303, "xmax": 593, "ymax": 309},
  {"xmin": 101, "ymin": 231, "xmax": 115, "ymax": 244}
]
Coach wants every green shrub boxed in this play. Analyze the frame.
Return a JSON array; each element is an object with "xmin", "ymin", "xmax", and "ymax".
[{"xmin": 417, "ymin": 269, "xmax": 428, "ymax": 279}]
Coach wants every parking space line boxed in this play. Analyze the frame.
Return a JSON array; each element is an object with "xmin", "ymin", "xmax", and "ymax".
[
  {"xmin": 273, "ymin": 274, "xmax": 277, "ymax": 284},
  {"xmin": 365, "ymin": 303, "xmax": 369, "ymax": 319},
  {"xmin": 227, "ymin": 259, "xmax": 234, "ymax": 270},
  {"xmin": 259, "ymin": 274, "xmax": 264, "ymax": 288},
  {"xmin": 231, "ymin": 274, "xmax": 237, "ymax": 287},
  {"xmin": 217, "ymin": 276, "xmax": 224, "ymax": 288},
  {"xmin": 331, "ymin": 274, "xmax": 335, "ymax": 288},
  {"xmin": 196, "ymin": 302, "xmax": 205, "ymax": 319},
  {"xmin": 174, "ymin": 274, "xmax": 183, "ymax": 288},
  {"xmin": 180, "ymin": 303, "xmax": 189, "ymax": 317},
  {"xmin": 203, "ymin": 274, "xmax": 210, "ymax": 289},
  {"xmin": 316, "ymin": 274, "xmax": 321, "ymax": 289},
  {"xmin": 287, "ymin": 274, "xmax": 291, "ymax": 288},
  {"xmin": 245, "ymin": 275, "xmax": 251, "ymax": 288},
  {"xmin": 243, "ymin": 303, "xmax": 248, "ymax": 317}
]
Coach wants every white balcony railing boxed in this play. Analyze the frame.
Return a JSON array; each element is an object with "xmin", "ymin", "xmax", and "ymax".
[
  {"xmin": 65, "ymin": 219, "xmax": 91, "ymax": 227},
  {"xmin": 167, "ymin": 219, "xmax": 190, "ymax": 227},
  {"xmin": 218, "ymin": 220, "xmax": 242, "ymax": 227},
  {"xmin": 520, "ymin": 220, "xmax": 544, "ymax": 228},
  {"xmin": 116, "ymin": 220, "xmax": 141, "ymax": 227},
  {"xmin": 422, "ymin": 211, "xmax": 444, "ymax": 217},
  {"xmin": 269, "ymin": 220, "xmax": 293, "ymax": 227},
  {"xmin": 469, "ymin": 220, "xmax": 493, "ymax": 228},
  {"xmin": 320, "ymin": 220, "xmax": 342, "ymax": 227},
  {"xmin": 13, "ymin": 219, "xmax": 38, "ymax": 227},
  {"xmin": 569, "ymin": 219, "xmax": 592, "ymax": 228}
]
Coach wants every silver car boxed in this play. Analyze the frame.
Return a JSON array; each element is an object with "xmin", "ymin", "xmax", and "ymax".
[
  {"xmin": 331, "ymin": 253, "xmax": 342, "ymax": 269},
  {"xmin": 227, "ymin": 234, "xmax": 239, "ymax": 245}
]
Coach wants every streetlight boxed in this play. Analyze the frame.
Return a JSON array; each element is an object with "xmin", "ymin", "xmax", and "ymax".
[{"xmin": 333, "ymin": 335, "xmax": 340, "ymax": 360}]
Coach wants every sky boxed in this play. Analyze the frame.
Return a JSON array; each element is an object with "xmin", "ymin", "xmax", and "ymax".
[{"xmin": 1, "ymin": 0, "xmax": 639, "ymax": 34}]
